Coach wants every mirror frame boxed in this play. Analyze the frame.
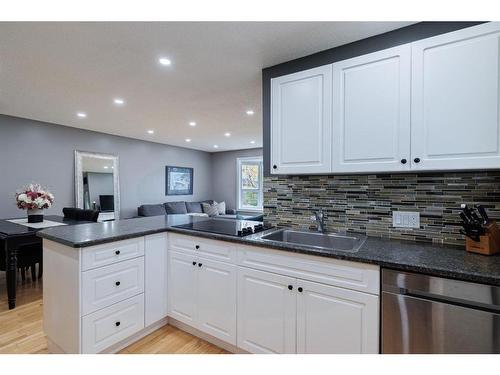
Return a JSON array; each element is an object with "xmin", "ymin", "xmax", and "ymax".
[{"xmin": 74, "ymin": 150, "xmax": 120, "ymax": 220}]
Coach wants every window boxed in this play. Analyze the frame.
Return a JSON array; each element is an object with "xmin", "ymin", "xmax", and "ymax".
[{"xmin": 237, "ymin": 157, "xmax": 263, "ymax": 211}]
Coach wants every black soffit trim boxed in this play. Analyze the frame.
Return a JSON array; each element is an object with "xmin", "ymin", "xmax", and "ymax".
[{"xmin": 261, "ymin": 21, "xmax": 487, "ymax": 176}]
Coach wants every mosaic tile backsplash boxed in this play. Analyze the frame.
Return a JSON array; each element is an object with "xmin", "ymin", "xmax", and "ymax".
[{"xmin": 264, "ymin": 172, "xmax": 500, "ymax": 246}]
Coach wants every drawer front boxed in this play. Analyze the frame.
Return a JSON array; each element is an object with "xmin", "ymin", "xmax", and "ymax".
[
  {"xmin": 169, "ymin": 233, "xmax": 237, "ymax": 263},
  {"xmin": 81, "ymin": 237, "xmax": 145, "ymax": 271},
  {"xmin": 237, "ymin": 245, "xmax": 380, "ymax": 295},
  {"xmin": 82, "ymin": 257, "xmax": 145, "ymax": 315},
  {"xmin": 82, "ymin": 294, "xmax": 145, "ymax": 353}
]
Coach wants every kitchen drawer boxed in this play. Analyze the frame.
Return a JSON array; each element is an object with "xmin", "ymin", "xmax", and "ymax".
[
  {"xmin": 82, "ymin": 257, "xmax": 145, "ymax": 315},
  {"xmin": 169, "ymin": 233, "xmax": 237, "ymax": 263},
  {"xmin": 81, "ymin": 294, "xmax": 145, "ymax": 353},
  {"xmin": 81, "ymin": 237, "xmax": 144, "ymax": 271},
  {"xmin": 237, "ymin": 244, "xmax": 380, "ymax": 295}
]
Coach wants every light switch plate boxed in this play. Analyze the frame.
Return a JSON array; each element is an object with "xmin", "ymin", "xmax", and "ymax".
[{"xmin": 392, "ymin": 211, "xmax": 420, "ymax": 229}]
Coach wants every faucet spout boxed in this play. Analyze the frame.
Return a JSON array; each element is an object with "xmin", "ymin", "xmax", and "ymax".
[{"xmin": 312, "ymin": 209, "xmax": 326, "ymax": 233}]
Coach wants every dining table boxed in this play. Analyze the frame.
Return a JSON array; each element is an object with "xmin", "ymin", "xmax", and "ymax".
[{"xmin": 0, "ymin": 215, "xmax": 93, "ymax": 309}]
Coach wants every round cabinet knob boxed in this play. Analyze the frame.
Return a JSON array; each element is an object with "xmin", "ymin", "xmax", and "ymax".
[
  {"xmin": 273, "ymin": 165, "xmax": 277, "ymax": 169},
  {"xmin": 414, "ymin": 157, "xmax": 421, "ymax": 163},
  {"xmin": 195, "ymin": 245, "xmax": 200, "ymax": 250},
  {"xmin": 115, "ymin": 250, "xmax": 120, "ymax": 255},
  {"xmin": 115, "ymin": 321, "xmax": 121, "ymax": 327},
  {"xmin": 298, "ymin": 287, "xmax": 303, "ymax": 293},
  {"xmin": 115, "ymin": 281, "xmax": 121, "ymax": 286},
  {"xmin": 401, "ymin": 159, "xmax": 407, "ymax": 164},
  {"xmin": 288, "ymin": 285, "xmax": 293, "ymax": 290},
  {"xmin": 198, "ymin": 263, "xmax": 202, "ymax": 267},
  {"xmin": 192, "ymin": 261, "xmax": 196, "ymax": 266}
]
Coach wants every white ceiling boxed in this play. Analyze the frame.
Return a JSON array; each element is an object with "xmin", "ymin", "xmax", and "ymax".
[{"xmin": 0, "ymin": 22, "xmax": 414, "ymax": 152}]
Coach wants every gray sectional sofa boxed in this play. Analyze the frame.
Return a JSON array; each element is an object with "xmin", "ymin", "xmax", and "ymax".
[{"xmin": 137, "ymin": 200, "xmax": 263, "ymax": 221}]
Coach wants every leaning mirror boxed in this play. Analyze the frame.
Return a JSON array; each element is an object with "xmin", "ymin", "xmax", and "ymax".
[{"xmin": 74, "ymin": 150, "xmax": 120, "ymax": 221}]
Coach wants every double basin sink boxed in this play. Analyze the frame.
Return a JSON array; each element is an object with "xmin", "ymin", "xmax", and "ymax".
[{"xmin": 259, "ymin": 229, "xmax": 366, "ymax": 253}]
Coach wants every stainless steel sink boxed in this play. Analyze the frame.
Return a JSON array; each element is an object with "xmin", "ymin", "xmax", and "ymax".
[{"xmin": 260, "ymin": 229, "xmax": 366, "ymax": 253}]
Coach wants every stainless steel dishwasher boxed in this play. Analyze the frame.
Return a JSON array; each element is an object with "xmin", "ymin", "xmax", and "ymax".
[{"xmin": 382, "ymin": 269, "xmax": 500, "ymax": 353}]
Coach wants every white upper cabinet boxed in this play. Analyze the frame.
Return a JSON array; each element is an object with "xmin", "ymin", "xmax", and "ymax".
[
  {"xmin": 411, "ymin": 22, "xmax": 500, "ymax": 170},
  {"xmin": 271, "ymin": 65, "xmax": 332, "ymax": 174},
  {"xmin": 332, "ymin": 45, "xmax": 411, "ymax": 172},
  {"xmin": 269, "ymin": 22, "xmax": 500, "ymax": 175}
]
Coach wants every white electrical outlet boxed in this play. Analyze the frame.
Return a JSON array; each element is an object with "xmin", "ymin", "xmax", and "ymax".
[{"xmin": 392, "ymin": 211, "xmax": 420, "ymax": 229}]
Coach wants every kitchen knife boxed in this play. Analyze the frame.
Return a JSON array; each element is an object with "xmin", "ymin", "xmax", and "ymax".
[
  {"xmin": 469, "ymin": 208, "xmax": 483, "ymax": 225},
  {"xmin": 475, "ymin": 205, "xmax": 490, "ymax": 225},
  {"xmin": 461, "ymin": 204, "xmax": 476, "ymax": 223},
  {"xmin": 460, "ymin": 212, "xmax": 473, "ymax": 225}
]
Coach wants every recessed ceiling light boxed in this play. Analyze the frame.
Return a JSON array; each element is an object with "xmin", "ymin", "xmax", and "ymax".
[
  {"xmin": 189, "ymin": 121, "xmax": 197, "ymax": 127},
  {"xmin": 250, "ymin": 140, "xmax": 256, "ymax": 144},
  {"xmin": 185, "ymin": 138, "xmax": 192, "ymax": 142},
  {"xmin": 114, "ymin": 98, "xmax": 125, "ymax": 105},
  {"xmin": 159, "ymin": 57, "xmax": 172, "ymax": 66},
  {"xmin": 224, "ymin": 132, "xmax": 231, "ymax": 137},
  {"xmin": 246, "ymin": 110, "xmax": 255, "ymax": 116},
  {"xmin": 213, "ymin": 145, "xmax": 219, "ymax": 149},
  {"xmin": 76, "ymin": 112, "xmax": 87, "ymax": 118},
  {"xmin": 103, "ymin": 166, "xmax": 109, "ymax": 169},
  {"xmin": 147, "ymin": 130, "xmax": 154, "ymax": 134}
]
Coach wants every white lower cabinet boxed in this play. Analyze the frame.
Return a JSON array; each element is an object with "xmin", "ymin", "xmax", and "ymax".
[
  {"xmin": 197, "ymin": 258, "xmax": 237, "ymax": 344},
  {"xmin": 167, "ymin": 249, "xmax": 237, "ymax": 345},
  {"xmin": 296, "ymin": 280, "xmax": 379, "ymax": 354},
  {"xmin": 237, "ymin": 267, "xmax": 379, "ymax": 354},
  {"xmin": 43, "ymin": 234, "xmax": 168, "ymax": 354},
  {"xmin": 167, "ymin": 234, "xmax": 380, "ymax": 354},
  {"xmin": 237, "ymin": 267, "xmax": 296, "ymax": 354},
  {"xmin": 168, "ymin": 251, "xmax": 198, "ymax": 325},
  {"xmin": 82, "ymin": 294, "xmax": 145, "ymax": 354}
]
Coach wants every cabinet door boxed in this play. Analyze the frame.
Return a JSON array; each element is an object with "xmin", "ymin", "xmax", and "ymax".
[
  {"xmin": 167, "ymin": 250, "xmax": 197, "ymax": 326},
  {"xmin": 332, "ymin": 45, "xmax": 411, "ymax": 173},
  {"xmin": 145, "ymin": 233, "xmax": 168, "ymax": 327},
  {"xmin": 237, "ymin": 267, "xmax": 296, "ymax": 353},
  {"xmin": 197, "ymin": 258, "xmax": 237, "ymax": 345},
  {"xmin": 411, "ymin": 22, "xmax": 500, "ymax": 170},
  {"xmin": 296, "ymin": 280, "xmax": 379, "ymax": 354},
  {"xmin": 271, "ymin": 65, "xmax": 332, "ymax": 174}
]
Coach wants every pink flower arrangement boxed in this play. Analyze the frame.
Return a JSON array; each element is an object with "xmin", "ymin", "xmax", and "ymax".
[{"xmin": 15, "ymin": 184, "xmax": 54, "ymax": 210}]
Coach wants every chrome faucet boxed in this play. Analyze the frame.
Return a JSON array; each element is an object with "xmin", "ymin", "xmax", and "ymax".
[{"xmin": 312, "ymin": 209, "xmax": 326, "ymax": 233}]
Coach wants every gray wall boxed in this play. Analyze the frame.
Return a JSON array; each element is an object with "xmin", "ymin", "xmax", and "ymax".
[
  {"xmin": 211, "ymin": 148, "xmax": 263, "ymax": 210},
  {"xmin": 0, "ymin": 115, "xmax": 213, "ymax": 218}
]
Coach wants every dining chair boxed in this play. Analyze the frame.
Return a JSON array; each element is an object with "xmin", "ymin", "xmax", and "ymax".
[{"xmin": 62, "ymin": 207, "xmax": 100, "ymax": 222}]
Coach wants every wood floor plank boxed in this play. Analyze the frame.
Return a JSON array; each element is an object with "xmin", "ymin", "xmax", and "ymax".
[{"xmin": 0, "ymin": 298, "xmax": 228, "ymax": 354}]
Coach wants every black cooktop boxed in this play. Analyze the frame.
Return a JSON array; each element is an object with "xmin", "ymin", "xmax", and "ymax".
[{"xmin": 173, "ymin": 218, "xmax": 271, "ymax": 237}]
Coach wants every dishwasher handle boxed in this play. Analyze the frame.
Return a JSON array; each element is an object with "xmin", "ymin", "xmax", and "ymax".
[{"xmin": 382, "ymin": 269, "xmax": 500, "ymax": 312}]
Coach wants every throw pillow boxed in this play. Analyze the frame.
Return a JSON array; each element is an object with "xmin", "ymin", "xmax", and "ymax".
[
  {"xmin": 186, "ymin": 201, "xmax": 203, "ymax": 213},
  {"xmin": 202, "ymin": 202, "xmax": 220, "ymax": 217},
  {"xmin": 217, "ymin": 201, "xmax": 226, "ymax": 215},
  {"xmin": 164, "ymin": 201, "xmax": 188, "ymax": 214}
]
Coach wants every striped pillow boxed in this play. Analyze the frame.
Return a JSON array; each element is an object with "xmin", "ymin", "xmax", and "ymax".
[{"xmin": 202, "ymin": 202, "xmax": 220, "ymax": 217}]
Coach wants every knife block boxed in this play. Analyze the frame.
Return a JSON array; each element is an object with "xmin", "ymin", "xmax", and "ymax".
[{"xmin": 465, "ymin": 221, "xmax": 500, "ymax": 255}]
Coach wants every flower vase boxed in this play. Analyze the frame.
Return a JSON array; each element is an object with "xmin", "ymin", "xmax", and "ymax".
[{"xmin": 27, "ymin": 208, "xmax": 44, "ymax": 223}]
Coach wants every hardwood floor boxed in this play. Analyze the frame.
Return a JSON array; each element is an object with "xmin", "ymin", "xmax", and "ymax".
[
  {"xmin": 0, "ymin": 271, "xmax": 228, "ymax": 354},
  {"xmin": 0, "ymin": 269, "xmax": 44, "ymax": 313}
]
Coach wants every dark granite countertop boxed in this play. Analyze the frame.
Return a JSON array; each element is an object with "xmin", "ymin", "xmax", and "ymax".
[{"xmin": 38, "ymin": 215, "xmax": 500, "ymax": 286}]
